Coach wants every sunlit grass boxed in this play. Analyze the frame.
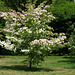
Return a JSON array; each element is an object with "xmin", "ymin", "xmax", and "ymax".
[{"xmin": 0, "ymin": 55, "xmax": 75, "ymax": 75}]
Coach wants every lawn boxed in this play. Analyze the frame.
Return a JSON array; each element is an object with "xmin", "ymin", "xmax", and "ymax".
[{"xmin": 0, "ymin": 55, "xmax": 75, "ymax": 75}]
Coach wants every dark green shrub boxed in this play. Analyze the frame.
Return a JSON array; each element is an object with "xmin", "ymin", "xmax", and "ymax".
[
  {"xmin": 69, "ymin": 27, "xmax": 75, "ymax": 55},
  {"xmin": 0, "ymin": 46, "xmax": 14, "ymax": 55},
  {"xmin": 0, "ymin": 0, "xmax": 11, "ymax": 12},
  {"xmin": 46, "ymin": 0, "xmax": 75, "ymax": 55},
  {"xmin": 47, "ymin": 0, "xmax": 75, "ymax": 38},
  {"xmin": 35, "ymin": 0, "xmax": 52, "ymax": 8},
  {"xmin": 2, "ymin": 0, "xmax": 27, "ymax": 11},
  {"xmin": 0, "ymin": 17, "xmax": 6, "ymax": 41},
  {"xmin": 0, "ymin": 17, "xmax": 6, "ymax": 28},
  {"xmin": 2, "ymin": 0, "xmax": 52, "ymax": 11},
  {"xmin": 52, "ymin": 0, "xmax": 67, "ymax": 5}
]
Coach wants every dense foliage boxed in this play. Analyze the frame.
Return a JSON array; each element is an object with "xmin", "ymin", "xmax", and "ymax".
[
  {"xmin": 47, "ymin": 0, "xmax": 75, "ymax": 38},
  {"xmin": 69, "ymin": 28, "xmax": 75, "ymax": 55},
  {"xmin": 0, "ymin": 0, "xmax": 11, "ymax": 12},
  {"xmin": 2, "ymin": 0, "xmax": 52, "ymax": 11}
]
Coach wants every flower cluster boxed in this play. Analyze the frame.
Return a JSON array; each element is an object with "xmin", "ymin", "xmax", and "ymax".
[
  {"xmin": 30, "ymin": 35, "xmax": 66, "ymax": 46},
  {"xmin": 0, "ymin": 40, "xmax": 15, "ymax": 51},
  {"xmin": 30, "ymin": 39, "xmax": 50, "ymax": 45},
  {"xmin": 21, "ymin": 49, "xmax": 29, "ymax": 52}
]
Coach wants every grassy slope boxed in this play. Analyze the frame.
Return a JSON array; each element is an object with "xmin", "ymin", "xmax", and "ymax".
[{"xmin": 0, "ymin": 56, "xmax": 75, "ymax": 75}]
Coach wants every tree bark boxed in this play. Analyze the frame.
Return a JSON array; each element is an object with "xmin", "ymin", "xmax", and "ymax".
[{"xmin": 29, "ymin": 58, "xmax": 32, "ymax": 69}]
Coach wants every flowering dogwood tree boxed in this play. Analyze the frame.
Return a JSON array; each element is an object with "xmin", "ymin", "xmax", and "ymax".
[
  {"xmin": 0, "ymin": 2, "xmax": 55, "ymax": 51},
  {"xmin": 0, "ymin": 2, "xmax": 69, "ymax": 68}
]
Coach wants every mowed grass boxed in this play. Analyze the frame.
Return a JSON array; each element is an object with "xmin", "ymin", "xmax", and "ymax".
[{"xmin": 0, "ymin": 55, "xmax": 75, "ymax": 75}]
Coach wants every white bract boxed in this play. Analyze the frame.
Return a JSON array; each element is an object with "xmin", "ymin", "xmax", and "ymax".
[{"xmin": 21, "ymin": 50, "xmax": 29, "ymax": 52}]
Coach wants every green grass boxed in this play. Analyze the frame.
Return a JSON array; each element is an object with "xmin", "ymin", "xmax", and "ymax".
[{"xmin": 0, "ymin": 55, "xmax": 75, "ymax": 75}]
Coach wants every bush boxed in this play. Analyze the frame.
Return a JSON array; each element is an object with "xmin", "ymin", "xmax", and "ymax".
[
  {"xmin": 47, "ymin": 0, "xmax": 75, "ymax": 38},
  {"xmin": 69, "ymin": 28, "xmax": 75, "ymax": 55},
  {"xmin": 0, "ymin": 0, "xmax": 11, "ymax": 12},
  {"xmin": 0, "ymin": 46, "xmax": 14, "ymax": 55},
  {"xmin": 0, "ymin": 17, "xmax": 6, "ymax": 28},
  {"xmin": 50, "ymin": 42, "xmax": 70, "ymax": 56},
  {"xmin": 0, "ymin": 17, "xmax": 6, "ymax": 41}
]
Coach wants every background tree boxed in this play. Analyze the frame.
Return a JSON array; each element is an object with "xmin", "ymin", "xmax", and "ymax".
[
  {"xmin": 46, "ymin": 0, "xmax": 75, "ymax": 38},
  {"xmin": 69, "ymin": 26, "xmax": 75, "ymax": 55},
  {"xmin": 2, "ymin": 0, "xmax": 53, "ymax": 11}
]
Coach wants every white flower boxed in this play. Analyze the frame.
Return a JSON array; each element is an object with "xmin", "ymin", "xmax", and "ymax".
[
  {"xmin": 26, "ymin": 29, "xmax": 32, "ymax": 33},
  {"xmin": 23, "ymin": 27, "xmax": 28, "ymax": 29},
  {"xmin": 44, "ymin": 5, "xmax": 50, "ymax": 8},
  {"xmin": 62, "ymin": 36, "xmax": 66, "ymax": 39},
  {"xmin": 21, "ymin": 49, "xmax": 29, "ymax": 52},
  {"xmin": 41, "ymin": 9, "xmax": 47, "ymax": 12},
  {"xmin": 13, "ymin": 18, "xmax": 16, "ymax": 21},
  {"xmin": 0, "ymin": 40, "xmax": 15, "ymax": 50}
]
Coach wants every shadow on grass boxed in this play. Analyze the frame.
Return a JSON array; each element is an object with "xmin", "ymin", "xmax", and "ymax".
[
  {"xmin": 59, "ymin": 56, "xmax": 75, "ymax": 63},
  {"xmin": 58, "ymin": 56, "xmax": 75, "ymax": 69},
  {"xmin": 0, "ymin": 56, "xmax": 5, "ymax": 58},
  {"xmin": 63, "ymin": 56, "xmax": 75, "ymax": 63},
  {"xmin": 0, "ymin": 65, "xmax": 54, "ymax": 72}
]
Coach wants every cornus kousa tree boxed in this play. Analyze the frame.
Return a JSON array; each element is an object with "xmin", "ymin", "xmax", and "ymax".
[
  {"xmin": 0, "ymin": 2, "xmax": 69, "ymax": 68},
  {"xmin": 0, "ymin": 2, "xmax": 55, "ymax": 51}
]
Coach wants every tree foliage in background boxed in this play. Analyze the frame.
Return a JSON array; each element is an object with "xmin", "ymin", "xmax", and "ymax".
[
  {"xmin": 69, "ymin": 26, "xmax": 75, "ymax": 55},
  {"xmin": 47, "ymin": 0, "xmax": 75, "ymax": 38},
  {"xmin": 0, "ymin": 0, "xmax": 11, "ymax": 12},
  {"xmin": 0, "ymin": 17, "xmax": 7, "ymax": 54},
  {"xmin": 2, "ymin": 0, "xmax": 52, "ymax": 11}
]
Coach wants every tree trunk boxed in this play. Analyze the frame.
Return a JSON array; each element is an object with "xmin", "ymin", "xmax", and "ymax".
[{"xmin": 29, "ymin": 58, "xmax": 32, "ymax": 69}]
